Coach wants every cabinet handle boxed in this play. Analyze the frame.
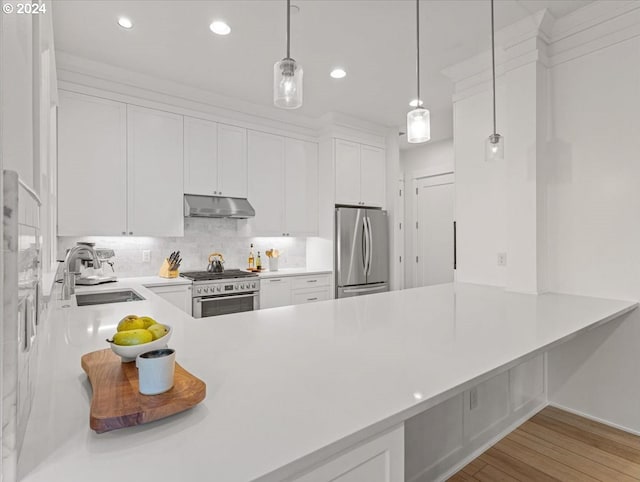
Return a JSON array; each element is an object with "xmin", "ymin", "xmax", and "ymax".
[
  {"xmin": 307, "ymin": 297, "xmax": 318, "ymax": 301},
  {"xmin": 122, "ymin": 231, "xmax": 126, "ymax": 235},
  {"xmin": 129, "ymin": 232, "xmax": 133, "ymax": 235},
  {"xmin": 270, "ymin": 279, "xmax": 281, "ymax": 282},
  {"xmin": 307, "ymin": 280, "xmax": 318, "ymax": 283}
]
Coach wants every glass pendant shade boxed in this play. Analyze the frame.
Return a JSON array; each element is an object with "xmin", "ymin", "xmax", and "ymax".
[
  {"xmin": 274, "ymin": 58, "xmax": 303, "ymax": 109},
  {"xmin": 407, "ymin": 107, "xmax": 431, "ymax": 143},
  {"xmin": 485, "ymin": 133, "xmax": 504, "ymax": 161}
]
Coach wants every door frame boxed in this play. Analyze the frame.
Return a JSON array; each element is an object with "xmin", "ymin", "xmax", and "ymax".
[{"xmin": 411, "ymin": 171, "xmax": 455, "ymax": 288}]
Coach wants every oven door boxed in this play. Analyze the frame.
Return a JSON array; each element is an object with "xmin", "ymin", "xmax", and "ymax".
[{"xmin": 193, "ymin": 292, "xmax": 259, "ymax": 318}]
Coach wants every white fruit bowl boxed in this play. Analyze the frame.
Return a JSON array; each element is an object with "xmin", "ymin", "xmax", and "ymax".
[{"xmin": 107, "ymin": 325, "xmax": 172, "ymax": 362}]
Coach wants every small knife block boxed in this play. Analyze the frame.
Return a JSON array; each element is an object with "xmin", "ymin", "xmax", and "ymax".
[{"xmin": 159, "ymin": 259, "xmax": 179, "ymax": 278}]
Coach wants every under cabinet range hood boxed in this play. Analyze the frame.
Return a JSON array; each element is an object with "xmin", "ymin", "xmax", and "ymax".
[{"xmin": 184, "ymin": 195, "xmax": 255, "ymax": 219}]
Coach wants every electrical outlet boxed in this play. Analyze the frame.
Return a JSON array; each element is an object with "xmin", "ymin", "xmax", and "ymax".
[
  {"xmin": 469, "ymin": 387, "xmax": 478, "ymax": 410},
  {"xmin": 142, "ymin": 250, "xmax": 151, "ymax": 263},
  {"xmin": 497, "ymin": 252, "xmax": 507, "ymax": 266}
]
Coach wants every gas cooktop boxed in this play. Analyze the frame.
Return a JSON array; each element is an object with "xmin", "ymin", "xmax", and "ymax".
[{"xmin": 180, "ymin": 269, "xmax": 258, "ymax": 282}]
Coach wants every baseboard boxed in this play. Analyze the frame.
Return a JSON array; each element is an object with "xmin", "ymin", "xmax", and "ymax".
[
  {"xmin": 433, "ymin": 401, "xmax": 548, "ymax": 482},
  {"xmin": 548, "ymin": 402, "xmax": 640, "ymax": 437}
]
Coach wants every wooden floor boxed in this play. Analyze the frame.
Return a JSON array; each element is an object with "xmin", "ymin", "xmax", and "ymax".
[{"xmin": 448, "ymin": 406, "xmax": 640, "ymax": 481}]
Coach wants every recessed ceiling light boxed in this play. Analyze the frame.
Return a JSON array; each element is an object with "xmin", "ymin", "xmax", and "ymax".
[
  {"xmin": 117, "ymin": 17, "xmax": 133, "ymax": 29},
  {"xmin": 409, "ymin": 99, "xmax": 424, "ymax": 107},
  {"xmin": 330, "ymin": 68, "xmax": 347, "ymax": 79},
  {"xmin": 210, "ymin": 20, "xmax": 231, "ymax": 36}
]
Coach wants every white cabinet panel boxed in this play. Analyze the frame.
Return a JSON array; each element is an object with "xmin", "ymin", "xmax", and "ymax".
[
  {"xmin": 218, "ymin": 123, "xmax": 247, "ymax": 198},
  {"xmin": 463, "ymin": 371, "xmax": 510, "ymax": 442},
  {"xmin": 184, "ymin": 116, "xmax": 217, "ymax": 196},
  {"xmin": 57, "ymin": 91, "xmax": 127, "ymax": 236},
  {"xmin": 147, "ymin": 285, "xmax": 192, "ymax": 315},
  {"xmin": 248, "ymin": 131, "xmax": 285, "ymax": 235},
  {"xmin": 127, "ymin": 105, "xmax": 184, "ymax": 237},
  {"xmin": 335, "ymin": 139, "xmax": 361, "ymax": 206},
  {"xmin": 360, "ymin": 145, "xmax": 385, "ymax": 207},
  {"xmin": 293, "ymin": 425, "xmax": 404, "ymax": 482},
  {"xmin": 285, "ymin": 139, "xmax": 318, "ymax": 236},
  {"xmin": 291, "ymin": 289, "xmax": 330, "ymax": 305},
  {"xmin": 291, "ymin": 274, "xmax": 331, "ymax": 290},
  {"xmin": 260, "ymin": 277, "xmax": 292, "ymax": 309},
  {"xmin": 510, "ymin": 354, "xmax": 544, "ymax": 411}
]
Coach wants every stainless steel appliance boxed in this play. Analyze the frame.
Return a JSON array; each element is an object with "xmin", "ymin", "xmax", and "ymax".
[
  {"xmin": 184, "ymin": 194, "xmax": 255, "ymax": 219},
  {"xmin": 180, "ymin": 270, "xmax": 260, "ymax": 318},
  {"xmin": 335, "ymin": 206, "xmax": 389, "ymax": 298}
]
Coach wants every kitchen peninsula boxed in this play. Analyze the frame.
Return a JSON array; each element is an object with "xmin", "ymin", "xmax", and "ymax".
[{"xmin": 18, "ymin": 281, "xmax": 636, "ymax": 481}]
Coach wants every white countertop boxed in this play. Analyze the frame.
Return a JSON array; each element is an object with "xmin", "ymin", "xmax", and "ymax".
[
  {"xmin": 256, "ymin": 267, "xmax": 332, "ymax": 279},
  {"xmin": 19, "ymin": 282, "xmax": 636, "ymax": 482}
]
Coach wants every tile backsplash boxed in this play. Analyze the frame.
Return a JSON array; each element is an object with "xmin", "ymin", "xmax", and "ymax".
[{"xmin": 57, "ymin": 217, "xmax": 307, "ymax": 277}]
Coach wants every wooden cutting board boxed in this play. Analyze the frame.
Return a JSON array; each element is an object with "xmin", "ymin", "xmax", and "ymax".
[{"xmin": 81, "ymin": 349, "xmax": 206, "ymax": 433}]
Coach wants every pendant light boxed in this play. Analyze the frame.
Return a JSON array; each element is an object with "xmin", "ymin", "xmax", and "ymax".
[
  {"xmin": 274, "ymin": 0, "xmax": 303, "ymax": 109},
  {"xmin": 407, "ymin": 0, "xmax": 430, "ymax": 144},
  {"xmin": 485, "ymin": 0, "xmax": 504, "ymax": 161}
]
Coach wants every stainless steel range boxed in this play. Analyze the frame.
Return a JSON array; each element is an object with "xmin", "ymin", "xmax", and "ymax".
[{"xmin": 180, "ymin": 269, "xmax": 260, "ymax": 318}]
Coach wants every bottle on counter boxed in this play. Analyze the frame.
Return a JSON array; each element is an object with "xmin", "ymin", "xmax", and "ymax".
[
  {"xmin": 256, "ymin": 251, "xmax": 262, "ymax": 270},
  {"xmin": 248, "ymin": 243, "xmax": 255, "ymax": 269}
]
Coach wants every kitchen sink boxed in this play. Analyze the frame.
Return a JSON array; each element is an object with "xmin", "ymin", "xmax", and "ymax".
[{"xmin": 76, "ymin": 290, "xmax": 145, "ymax": 306}]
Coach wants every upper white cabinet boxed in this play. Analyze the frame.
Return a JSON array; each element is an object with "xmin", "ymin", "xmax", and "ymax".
[
  {"xmin": 58, "ymin": 91, "xmax": 127, "ymax": 236},
  {"xmin": 127, "ymin": 105, "xmax": 184, "ymax": 237},
  {"xmin": 335, "ymin": 139, "xmax": 385, "ymax": 208},
  {"xmin": 183, "ymin": 117, "xmax": 247, "ymax": 198},
  {"xmin": 248, "ymin": 131, "xmax": 318, "ymax": 236},
  {"xmin": 58, "ymin": 91, "xmax": 184, "ymax": 237}
]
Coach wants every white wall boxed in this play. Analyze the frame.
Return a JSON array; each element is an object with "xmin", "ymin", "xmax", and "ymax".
[
  {"xmin": 400, "ymin": 139, "xmax": 454, "ymax": 288},
  {"xmin": 546, "ymin": 34, "xmax": 640, "ymax": 433}
]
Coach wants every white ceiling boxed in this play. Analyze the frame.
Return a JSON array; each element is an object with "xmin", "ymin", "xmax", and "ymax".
[{"xmin": 52, "ymin": 0, "xmax": 592, "ymax": 142}]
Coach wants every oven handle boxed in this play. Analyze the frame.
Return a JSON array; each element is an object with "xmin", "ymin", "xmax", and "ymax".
[{"xmin": 195, "ymin": 292, "xmax": 258, "ymax": 303}]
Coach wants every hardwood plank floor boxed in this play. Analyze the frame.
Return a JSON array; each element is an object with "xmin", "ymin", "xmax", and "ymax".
[{"xmin": 448, "ymin": 407, "xmax": 640, "ymax": 481}]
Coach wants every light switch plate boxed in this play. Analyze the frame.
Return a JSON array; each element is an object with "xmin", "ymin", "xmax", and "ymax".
[{"xmin": 142, "ymin": 250, "xmax": 151, "ymax": 263}]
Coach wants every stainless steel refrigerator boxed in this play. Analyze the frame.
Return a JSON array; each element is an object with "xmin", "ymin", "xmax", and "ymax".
[{"xmin": 335, "ymin": 207, "xmax": 389, "ymax": 298}]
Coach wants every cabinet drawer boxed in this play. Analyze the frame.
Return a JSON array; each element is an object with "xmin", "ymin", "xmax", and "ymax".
[
  {"xmin": 292, "ymin": 289, "xmax": 330, "ymax": 305},
  {"xmin": 292, "ymin": 274, "xmax": 330, "ymax": 290}
]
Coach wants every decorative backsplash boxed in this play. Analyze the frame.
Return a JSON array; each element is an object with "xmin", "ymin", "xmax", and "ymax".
[{"xmin": 57, "ymin": 217, "xmax": 307, "ymax": 277}]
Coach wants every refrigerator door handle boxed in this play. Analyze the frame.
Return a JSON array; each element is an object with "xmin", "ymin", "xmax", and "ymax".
[
  {"xmin": 362, "ymin": 216, "xmax": 369, "ymax": 276},
  {"xmin": 365, "ymin": 216, "xmax": 373, "ymax": 276},
  {"xmin": 343, "ymin": 284, "xmax": 388, "ymax": 294}
]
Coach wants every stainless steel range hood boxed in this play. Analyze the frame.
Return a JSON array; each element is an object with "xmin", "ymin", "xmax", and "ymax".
[{"xmin": 184, "ymin": 195, "xmax": 255, "ymax": 218}]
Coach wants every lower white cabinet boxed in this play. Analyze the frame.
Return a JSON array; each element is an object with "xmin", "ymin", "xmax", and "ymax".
[
  {"xmin": 260, "ymin": 277, "xmax": 292, "ymax": 309},
  {"xmin": 292, "ymin": 425, "xmax": 404, "ymax": 482},
  {"xmin": 260, "ymin": 274, "xmax": 331, "ymax": 310},
  {"xmin": 146, "ymin": 284, "xmax": 192, "ymax": 316}
]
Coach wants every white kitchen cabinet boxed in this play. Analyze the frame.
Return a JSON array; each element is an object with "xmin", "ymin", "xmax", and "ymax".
[
  {"xmin": 248, "ymin": 131, "xmax": 318, "ymax": 236},
  {"xmin": 146, "ymin": 284, "xmax": 192, "ymax": 315},
  {"xmin": 334, "ymin": 139, "xmax": 385, "ymax": 208},
  {"xmin": 127, "ymin": 105, "xmax": 184, "ymax": 237},
  {"xmin": 292, "ymin": 425, "xmax": 404, "ymax": 482},
  {"xmin": 259, "ymin": 277, "xmax": 292, "ymax": 309},
  {"xmin": 291, "ymin": 289, "xmax": 330, "ymax": 305},
  {"xmin": 183, "ymin": 117, "xmax": 247, "ymax": 198},
  {"xmin": 285, "ymin": 139, "xmax": 318, "ymax": 236},
  {"xmin": 58, "ymin": 91, "xmax": 127, "ymax": 236},
  {"xmin": 218, "ymin": 123, "xmax": 248, "ymax": 198}
]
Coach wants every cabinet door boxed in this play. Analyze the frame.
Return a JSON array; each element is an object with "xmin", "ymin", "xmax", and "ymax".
[
  {"xmin": 285, "ymin": 139, "xmax": 318, "ymax": 236},
  {"xmin": 147, "ymin": 285, "xmax": 192, "ymax": 315},
  {"xmin": 260, "ymin": 277, "xmax": 292, "ymax": 309},
  {"xmin": 334, "ymin": 139, "xmax": 361, "ymax": 206},
  {"xmin": 247, "ymin": 131, "xmax": 285, "ymax": 235},
  {"xmin": 218, "ymin": 124, "xmax": 247, "ymax": 198},
  {"xmin": 292, "ymin": 288, "xmax": 330, "ymax": 305},
  {"xmin": 57, "ymin": 91, "xmax": 127, "ymax": 236},
  {"xmin": 184, "ymin": 116, "xmax": 218, "ymax": 196},
  {"xmin": 360, "ymin": 144, "xmax": 386, "ymax": 208},
  {"xmin": 127, "ymin": 105, "xmax": 184, "ymax": 236}
]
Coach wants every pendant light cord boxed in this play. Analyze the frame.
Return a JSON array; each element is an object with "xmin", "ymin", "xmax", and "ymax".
[
  {"xmin": 416, "ymin": 0, "xmax": 421, "ymax": 103},
  {"xmin": 286, "ymin": 0, "xmax": 291, "ymax": 59},
  {"xmin": 491, "ymin": 0, "xmax": 496, "ymax": 135}
]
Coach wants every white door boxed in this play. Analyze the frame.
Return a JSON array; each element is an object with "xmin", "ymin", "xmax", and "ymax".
[
  {"xmin": 334, "ymin": 139, "xmax": 361, "ymax": 205},
  {"xmin": 416, "ymin": 174, "xmax": 455, "ymax": 287},
  {"xmin": 247, "ymin": 130, "xmax": 284, "ymax": 235},
  {"xmin": 127, "ymin": 105, "xmax": 184, "ymax": 236},
  {"xmin": 57, "ymin": 91, "xmax": 127, "ymax": 236},
  {"xmin": 360, "ymin": 144, "xmax": 385, "ymax": 208},
  {"xmin": 183, "ymin": 116, "xmax": 218, "ymax": 196},
  {"xmin": 218, "ymin": 123, "xmax": 247, "ymax": 198},
  {"xmin": 285, "ymin": 138, "xmax": 318, "ymax": 236}
]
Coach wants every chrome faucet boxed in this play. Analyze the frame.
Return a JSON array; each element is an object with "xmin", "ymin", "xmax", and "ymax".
[{"xmin": 61, "ymin": 244, "xmax": 101, "ymax": 300}]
